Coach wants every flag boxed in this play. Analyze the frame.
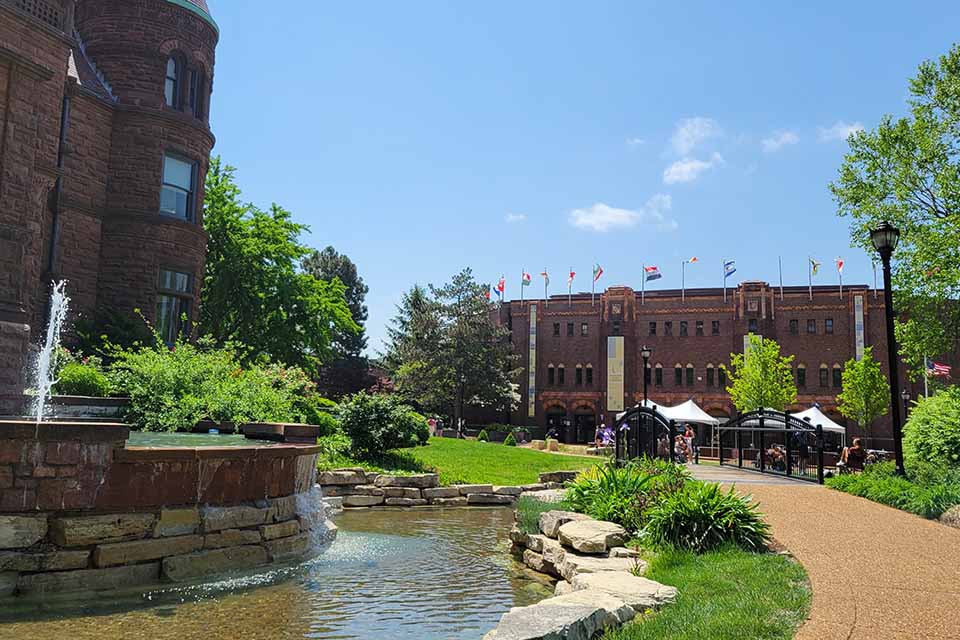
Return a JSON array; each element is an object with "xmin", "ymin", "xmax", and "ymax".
[
  {"xmin": 495, "ymin": 276, "xmax": 505, "ymax": 298},
  {"xmin": 593, "ymin": 264, "xmax": 603, "ymax": 282},
  {"xmin": 836, "ymin": 257, "xmax": 844, "ymax": 273},
  {"xmin": 521, "ymin": 272, "xmax": 532, "ymax": 286},
  {"xmin": 686, "ymin": 256, "xmax": 698, "ymax": 264},
  {"xmin": 484, "ymin": 288, "xmax": 491, "ymax": 300},
  {"xmin": 540, "ymin": 270, "xmax": 550, "ymax": 285},
  {"xmin": 810, "ymin": 258, "xmax": 821, "ymax": 276},
  {"xmin": 724, "ymin": 260, "xmax": 737, "ymax": 278},
  {"xmin": 644, "ymin": 266, "xmax": 662, "ymax": 281},
  {"xmin": 567, "ymin": 270, "xmax": 575, "ymax": 287},
  {"xmin": 929, "ymin": 361, "xmax": 952, "ymax": 377}
]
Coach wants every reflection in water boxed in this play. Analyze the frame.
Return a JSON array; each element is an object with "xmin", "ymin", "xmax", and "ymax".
[{"xmin": 0, "ymin": 507, "xmax": 554, "ymax": 640}]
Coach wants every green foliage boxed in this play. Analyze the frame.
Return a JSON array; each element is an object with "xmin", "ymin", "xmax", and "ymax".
[
  {"xmin": 830, "ymin": 44, "xmax": 960, "ymax": 374},
  {"xmin": 336, "ymin": 392, "xmax": 428, "ymax": 460},
  {"xmin": 643, "ymin": 482, "xmax": 772, "ymax": 553},
  {"xmin": 504, "ymin": 433, "xmax": 518, "ymax": 446},
  {"xmin": 200, "ymin": 157, "xmax": 358, "ymax": 377},
  {"xmin": 826, "ymin": 461, "xmax": 960, "ymax": 519},
  {"xmin": 54, "ymin": 361, "xmax": 111, "ymax": 397},
  {"xmin": 837, "ymin": 347, "xmax": 889, "ymax": 431},
  {"xmin": 564, "ymin": 462, "xmax": 654, "ymax": 530},
  {"xmin": 309, "ymin": 411, "xmax": 340, "ymax": 438},
  {"xmin": 477, "ymin": 429, "xmax": 490, "ymax": 442},
  {"xmin": 73, "ymin": 307, "xmax": 155, "ymax": 361},
  {"xmin": 903, "ymin": 386, "xmax": 960, "ymax": 468},
  {"xmin": 516, "ymin": 496, "xmax": 556, "ymax": 534},
  {"xmin": 724, "ymin": 334, "xmax": 797, "ymax": 412}
]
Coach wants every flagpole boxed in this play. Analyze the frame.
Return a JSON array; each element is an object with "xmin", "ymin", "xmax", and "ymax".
[
  {"xmin": 591, "ymin": 262, "xmax": 595, "ymax": 307},
  {"xmin": 924, "ymin": 356, "xmax": 929, "ymax": 398},
  {"xmin": 722, "ymin": 258, "xmax": 726, "ymax": 303},
  {"xmin": 568, "ymin": 266, "xmax": 572, "ymax": 308},
  {"xmin": 808, "ymin": 256, "xmax": 812, "ymax": 301},
  {"xmin": 544, "ymin": 268, "xmax": 548, "ymax": 307},
  {"xmin": 839, "ymin": 263, "xmax": 843, "ymax": 300},
  {"xmin": 681, "ymin": 261, "xmax": 686, "ymax": 303},
  {"xmin": 779, "ymin": 256, "xmax": 784, "ymax": 301},
  {"xmin": 520, "ymin": 269, "xmax": 524, "ymax": 306},
  {"xmin": 641, "ymin": 263, "xmax": 645, "ymax": 305}
]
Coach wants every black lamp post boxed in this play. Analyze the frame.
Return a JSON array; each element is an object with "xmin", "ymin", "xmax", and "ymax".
[
  {"xmin": 870, "ymin": 221, "xmax": 905, "ymax": 475},
  {"xmin": 901, "ymin": 389, "xmax": 911, "ymax": 421},
  {"xmin": 641, "ymin": 345, "xmax": 652, "ymax": 407}
]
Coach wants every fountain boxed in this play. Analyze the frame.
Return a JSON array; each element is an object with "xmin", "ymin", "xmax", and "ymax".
[{"xmin": 30, "ymin": 280, "xmax": 70, "ymax": 423}]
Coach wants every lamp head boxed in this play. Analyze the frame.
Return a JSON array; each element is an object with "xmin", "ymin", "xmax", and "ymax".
[
  {"xmin": 640, "ymin": 345, "xmax": 652, "ymax": 360},
  {"xmin": 870, "ymin": 221, "xmax": 901, "ymax": 256}
]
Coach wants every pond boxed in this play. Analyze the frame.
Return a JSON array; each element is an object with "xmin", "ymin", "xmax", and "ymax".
[{"xmin": 0, "ymin": 507, "xmax": 553, "ymax": 640}]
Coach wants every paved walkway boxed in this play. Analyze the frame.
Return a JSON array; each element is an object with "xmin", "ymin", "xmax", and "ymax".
[{"xmin": 689, "ymin": 464, "xmax": 960, "ymax": 640}]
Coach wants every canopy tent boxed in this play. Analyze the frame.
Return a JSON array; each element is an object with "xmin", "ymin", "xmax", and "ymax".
[
  {"xmin": 616, "ymin": 399, "xmax": 719, "ymax": 426},
  {"xmin": 792, "ymin": 406, "xmax": 846, "ymax": 435}
]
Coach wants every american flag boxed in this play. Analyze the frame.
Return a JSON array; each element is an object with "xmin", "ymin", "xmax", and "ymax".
[{"xmin": 928, "ymin": 361, "xmax": 952, "ymax": 377}]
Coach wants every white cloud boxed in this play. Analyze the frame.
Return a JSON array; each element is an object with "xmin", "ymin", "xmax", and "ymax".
[
  {"xmin": 568, "ymin": 195, "xmax": 677, "ymax": 233},
  {"xmin": 761, "ymin": 130, "xmax": 799, "ymax": 153},
  {"xmin": 626, "ymin": 137, "xmax": 646, "ymax": 147},
  {"xmin": 662, "ymin": 152, "xmax": 724, "ymax": 185},
  {"xmin": 670, "ymin": 117, "xmax": 721, "ymax": 155},
  {"xmin": 505, "ymin": 212, "xmax": 527, "ymax": 223},
  {"xmin": 818, "ymin": 121, "xmax": 864, "ymax": 142}
]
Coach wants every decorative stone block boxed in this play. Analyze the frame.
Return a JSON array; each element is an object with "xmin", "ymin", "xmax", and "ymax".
[
  {"xmin": 384, "ymin": 498, "xmax": 428, "ymax": 506},
  {"xmin": 457, "ymin": 484, "xmax": 493, "ymax": 496},
  {"xmin": 204, "ymin": 528, "xmax": 262, "ymax": 549},
  {"xmin": 422, "ymin": 487, "xmax": 459, "ymax": 499},
  {"xmin": 522, "ymin": 549, "xmax": 556, "ymax": 575},
  {"xmin": 201, "ymin": 505, "xmax": 268, "ymax": 533},
  {"xmin": 316, "ymin": 469, "xmax": 367, "ymax": 485},
  {"xmin": 94, "ymin": 534, "xmax": 203, "ymax": 567},
  {"xmin": 0, "ymin": 572, "xmax": 18, "ymax": 597},
  {"xmin": 342, "ymin": 494, "xmax": 384, "ymax": 507},
  {"xmin": 508, "ymin": 525, "xmax": 529, "ymax": 546},
  {"xmin": 557, "ymin": 520, "xmax": 627, "ymax": 554},
  {"xmin": 373, "ymin": 474, "xmax": 439, "ymax": 489},
  {"xmin": 50, "ymin": 513, "xmax": 155, "ymax": 547},
  {"xmin": 322, "ymin": 484, "xmax": 383, "ymax": 498},
  {"xmin": 162, "ymin": 546, "xmax": 268, "ymax": 581},
  {"xmin": 430, "ymin": 497, "xmax": 468, "ymax": 506},
  {"xmin": 564, "ymin": 571, "xmax": 678, "ymax": 610},
  {"xmin": 525, "ymin": 534, "xmax": 548, "ymax": 554},
  {"xmin": 260, "ymin": 520, "xmax": 300, "ymax": 541},
  {"xmin": 17, "ymin": 562, "xmax": 161, "ymax": 595},
  {"xmin": 321, "ymin": 497, "xmax": 343, "ymax": 514},
  {"xmin": 466, "ymin": 493, "xmax": 515, "ymax": 505},
  {"xmin": 538, "ymin": 470, "xmax": 580, "ymax": 484},
  {"xmin": 493, "ymin": 486, "xmax": 522, "ymax": 496},
  {"xmin": 266, "ymin": 495, "xmax": 299, "ymax": 523},
  {"xmin": 0, "ymin": 515, "xmax": 47, "ymax": 549},
  {"xmin": 383, "ymin": 487, "xmax": 421, "ymax": 499},
  {"xmin": 538, "ymin": 510, "xmax": 593, "ymax": 538},
  {"xmin": 263, "ymin": 532, "xmax": 312, "ymax": 561},
  {"xmin": 482, "ymin": 588, "xmax": 633, "ymax": 640},
  {"xmin": 558, "ymin": 552, "xmax": 638, "ymax": 581},
  {"xmin": 154, "ymin": 508, "xmax": 199, "ymax": 537},
  {"xmin": 0, "ymin": 550, "xmax": 90, "ymax": 572}
]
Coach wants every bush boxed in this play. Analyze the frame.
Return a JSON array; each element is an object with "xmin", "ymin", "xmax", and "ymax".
[
  {"xmin": 54, "ymin": 361, "xmax": 111, "ymax": 397},
  {"xmin": 477, "ymin": 429, "xmax": 489, "ymax": 442},
  {"xmin": 337, "ymin": 391, "xmax": 428, "ymax": 460},
  {"xmin": 643, "ymin": 482, "xmax": 771, "ymax": 553},
  {"xmin": 504, "ymin": 433, "xmax": 517, "ymax": 446},
  {"xmin": 310, "ymin": 411, "xmax": 340, "ymax": 438},
  {"xmin": 903, "ymin": 387, "xmax": 960, "ymax": 469},
  {"xmin": 564, "ymin": 462, "xmax": 654, "ymax": 530},
  {"xmin": 826, "ymin": 461, "xmax": 960, "ymax": 519}
]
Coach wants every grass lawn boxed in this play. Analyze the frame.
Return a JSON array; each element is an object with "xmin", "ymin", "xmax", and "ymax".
[
  {"xmin": 318, "ymin": 436, "xmax": 599, "ymax": 486},
  {"xmin": 603, "ymin": 547, "xmax": 810, "ymax": 640}
]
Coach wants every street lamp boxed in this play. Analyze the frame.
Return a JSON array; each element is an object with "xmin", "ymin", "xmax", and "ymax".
[
  {"xmin": 870, "ymin": 221, "xmax": 905, "ymax": 475},
  {"xmin": 640, "ymin": 345, "xmax": 652, "ymax": 408},
  {"xmin": 901, "ymin": 389, "xmax": 911, "ymax": 421}
]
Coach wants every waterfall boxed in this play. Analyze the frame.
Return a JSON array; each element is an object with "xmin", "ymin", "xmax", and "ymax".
[{"xmin": 32, "ymin": 280, "xmax": 70, "ymax": 423}]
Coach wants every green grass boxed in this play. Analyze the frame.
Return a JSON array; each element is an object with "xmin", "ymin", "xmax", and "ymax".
[
  {"xmin": 317, "ymin": 436, "xmax": 598, "ymax": 486},
  {"xmin": 603, "ymin": 547, "xmax": 810, "ymax": 640},
  {"xmin": 825, "ymin": 462, "xmax": 960, "ymax": 519},
  {"xmin": 516, "ymin": 495, "xmax": 559, "ymax": 534}
]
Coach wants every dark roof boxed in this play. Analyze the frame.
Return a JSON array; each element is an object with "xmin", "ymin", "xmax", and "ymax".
[
  {"xmin": 165, "ymin": 0, "xmax": 218, "ymax": 32},
  {"xmin": 183, "ymin": 0, "xmax": 210, "ymax": 13}
]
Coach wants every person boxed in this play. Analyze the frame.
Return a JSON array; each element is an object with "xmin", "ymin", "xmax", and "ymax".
[
  {"xmin": 684, "ymin": 425, "xmax": 696, "ymax": 463},
  {"xmin": 656, "ymin": 434, "xmax": 670, "ymax": 458},
  {"xmin": 595, "ymin": 422, "xmax": 605, "ymax": 448},
  {"xmin": 674, "ymin": 435, "xmax": 689, "ymax": 463},
  {"xmin": 840, "ymin": 438, "xmax": 867, "ymax": 473}
]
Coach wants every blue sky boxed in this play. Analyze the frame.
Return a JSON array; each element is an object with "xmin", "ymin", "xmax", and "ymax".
[{"xmin": 206, "ymin": 1, "xmax": 960, "ymax": 354}]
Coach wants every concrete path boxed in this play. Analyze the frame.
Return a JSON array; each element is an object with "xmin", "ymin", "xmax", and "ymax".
[{"xmin": 688, "ymin": 464, "xmax": 960, "ymax": 639}]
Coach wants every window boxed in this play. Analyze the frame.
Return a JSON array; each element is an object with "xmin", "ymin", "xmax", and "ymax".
[
  {"xmin": 553, "ymin": 322, "xmax": 560, "ymax": 336},
  {"xmin": 797, "ymin": 365, "xmax": 806, "ymax": 388},
  {"xmin": 686, "ymin": 364, "xmax": 694, "ymax": 386},
  {"xmin": 575, "ymin": 365, "xmax": 583, "ymax": 386},
  {"xmin": 613, "ymin": 320, "xmax": 621, "ymax": 335},
  {"xmin": 712, "ymin": 320, "xmax": 720, "ymax": 335},
  {"xmin": 164, "ymin": 56, "xmax": 180, "ymax": 107},
  {"xmin": 718, "ymin": 366, "xmax": 726, "ymax": 387},
  {"xmin": 655, "ymin": 364, "xmax": 663, "ymax": 387},
  {"xmin": 696, "ymin": 320, "xmax": 704, "ymax": 336},
  {"xmin": 567, "ymin": 322, "xmax": 574, "ymax": 337},
  {"xmin": 156, "ymin": 268, "xmax": 192, "ymax": 345},
  {"xmin": 748, "ymin": 318, "xmax": 758, "ymax": 333},
  {"xmin": 188, "ymin": 69, "xmax": 205, "ymax": 118},
  {"xmin": 547, "ymin": 366, "xmax": 555, "ymax": 385},
  {"xmin": 706, "ymin": 364, "xmax": 715, "ymax": 387},
  {"xmin": 832, "ymin": 365, "xmax": 842, "ymax": 388},
  {"xmin": 664, "ymin": 321, "xmax": 673, "ymax": 336},
  {"xmin": 586, "ymin": 365, "xmax": 593, "ymax": 386},
  {"xmin": 680, "ymin": 321, "xmax": 688, "ymax": 336},
  {"xmin": 558, "ymin": 365, "xmax": 565, "ymax": 385},
  {"xmin": 789, "ymin": 319, "xmax": 799, "ymax": 334},
  {"xmin": 160, "ymin": 153, "xmax": 196, "ymax": 220},
  {"xmin": 580, "ymin": 322, "xmax": 588, "ymax": 337},
  {"xmin": 807, "ymin": 319, "xmax": 816, "ymax": 334},
  {"xmin": 819, "ymin": 365, "xmax": 828, "ymax": 387},
  {"xmin": 649, "ymin": 321, "xmax": 656, "ymax": 336},
  {"xmin": 674, "ymin": 364, "xmax": 682, "ymax": 386},
  {"xmin": 825, "ymin": 318, "xmax": 834, "ymax": 334}
]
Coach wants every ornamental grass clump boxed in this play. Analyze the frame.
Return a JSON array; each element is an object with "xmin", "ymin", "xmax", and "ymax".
[
  {"xmin": 503, "ymin": 433, "xmax": 517, "ymax": 446},
  {"xmin": 564, "ymin": 462, "xmax": 654, "ymax": 529},
  {"xmin": 643, "ymin": 481, "xmax": 771, "ymax": 553},
  {"xmin": 477, "ymin": 429, "xmax": 489, "ymax": 442}
]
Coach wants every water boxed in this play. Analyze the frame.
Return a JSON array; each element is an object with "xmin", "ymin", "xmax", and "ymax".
[
  {"xmin": 0, "ymin": 508, "xmax": 552, "ymax": 640},
  {"xmin": 125, "ymin": 431, "xmax": 282, "ymax": 448},
  {"xmin": 31, "ymin": 280, "xmax": 70, "ymax": 423}
]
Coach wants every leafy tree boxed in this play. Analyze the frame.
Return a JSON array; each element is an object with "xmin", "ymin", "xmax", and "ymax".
[
  {"xmin": 836, "ymin": 347, "xmax": 889, "ymax": 432},
  {"xmin": 200, "ymin": 157, "xmax": 357, "ymax": 376},
  {"xmin": 830, "ymin": 44, "xmax": 960, "ymax": 376},
  {"xmin": 724, "ymin": 334, "xmax": 797, "ymax": 412}
]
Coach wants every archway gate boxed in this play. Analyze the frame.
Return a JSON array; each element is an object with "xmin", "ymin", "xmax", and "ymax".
[
  {"xmin": 717, "ymin": 409, "xmax": 826, "ymax": 484},
  {"xmin": 614, "ymin": 405, "xmax": 678, "ymax": 464}
]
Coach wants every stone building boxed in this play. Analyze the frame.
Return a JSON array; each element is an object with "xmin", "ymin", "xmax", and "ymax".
[
  {"xmin": 483, "ymin": 281, "xmax": 921, "ymax": 448},
  {"xmin": 0, "ymin": 0, "xmax": 218, "ymax": 404}
]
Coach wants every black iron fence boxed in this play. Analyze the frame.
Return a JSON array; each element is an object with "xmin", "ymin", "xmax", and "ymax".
[
  {"xmin": 614, "ymin": 406, "xmax": 682, "ymax": 464},
  {"xmin": 717, "ymin": 410, "xmax": 826, "ymax": 484}
]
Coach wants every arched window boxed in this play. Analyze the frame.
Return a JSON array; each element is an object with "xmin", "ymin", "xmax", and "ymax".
[
  {"xmin": 585, "ymin": 364, "xmax": 593, "ymax": 386},
  {"xmin": 706, "ymin": 364, "xmax": 715, "ymax": 387},
  {"xmin": 819, "ymin": 364, "xmax": 829, "ymax": 388},
  {"xmin": 188, "ymin": 68, "xmax": 206, "ymax": 118},
  {"xmin": 547, "ymin": 364, "xmax": 555, "ymax": 386},
  {"xmin": 654, "ymin": 363, "xmax": 663, "ymax": 387},
  {"xmin": 718, "ymin": 365, "xmax": 726, "ymax": 388},
  {"xmin": 685, "ymin": 363, "xmax": 695, "ymax": 386},
  {"xmin": 575, "ymin": 364, "xmax": 583, "ymax": 386},
  {"xmin": 832, "ymin": 364, "xmax": 842, "ymax": 388},
  {"xmin": 557, "ymin": 364, "xmax": 565, "ymax": 386},
  {"xmin": 796, "ymin": 363, "xmax": 807, "ymax": 388},
  {"xmin": 165, "ymin": 56, "xmax": 181, "ymax": 107},
  {"xmin": 674, "ymin": 363, "xmax": 682, "ymax": 386}
]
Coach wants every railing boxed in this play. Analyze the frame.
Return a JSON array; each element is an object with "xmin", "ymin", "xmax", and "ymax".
[
  {"xmin": 614, "ymin": 405, "xmax": 678, "ymax": 464},
  {"xmin": 2, "ymin": 0, "xmax": 74, "ymax": 33},
  {"xmin": 717, "ymin": 409, "xmax": 826, "ymax": 484}
]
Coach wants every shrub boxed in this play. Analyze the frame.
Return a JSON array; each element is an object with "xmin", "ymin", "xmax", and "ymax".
[
  {"xmin": 477, "ymin": 429, "xmax": 489, "ymax": 442},
  {"xmin": 564, "ymin": 462, "xmax": 654, "ymax": 530},
  {"xmin": 54, "ymin": 362, "xmax": 111, "ymax": 397},
  {"xmin": 337, "ymin": 391, "xmax": 428, "ymax": 460},
  {"xmin": 643, "ymin": 482, "xmax": 772, "ymax": 553},
  {"xmin": 826, "ymin": 461, "xmax": 960, "ymax": 519},
  {"xmin": 903, "ymin": 387, "xmax": 960, "ymax": 469},
  {"xmin": 310, "ymin": 411, "xmax": 340, "ymax": 438},
  {"xmin": 504, "ymin": 433, "xmax": 517, "ymax": 446},
  {"xmin": 516, "ymin": 496, "xmax": 556, "ymax": 534}
]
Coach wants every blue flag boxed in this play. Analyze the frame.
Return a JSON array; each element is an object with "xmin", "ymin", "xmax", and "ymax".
[{"xmin": 724, "ymin": 260, "xmax": 736, "ymax": 278}]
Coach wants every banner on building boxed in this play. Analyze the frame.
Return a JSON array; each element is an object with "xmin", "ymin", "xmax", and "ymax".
[
  {"xmin": 606, "ymin": 336, "xmax": 625, "ymax": 412},
  {"xmin": 527, "ymin": 305, "xmax": 537, "ymax": 417},
  {"xmin": 854, "ymin": 295, "xmax": 865, "ymax": 361}
]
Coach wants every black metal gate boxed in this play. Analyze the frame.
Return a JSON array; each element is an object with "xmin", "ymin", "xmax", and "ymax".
[
  {"xmin": 614, "ymin": 405, "xmax": 677, "ymax": 464},
  {"xmin": 717, "ymin": 410, "xmax": 825, "ymax": 484}
]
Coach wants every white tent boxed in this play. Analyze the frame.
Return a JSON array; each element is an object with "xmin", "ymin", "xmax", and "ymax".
[
  {"xmin": 616, "ymin": 399, "xmax": 719, "ymax": 426},
  {"xmin": 792, "ymin": 406, "xmax": 846, "ymax": 435}
]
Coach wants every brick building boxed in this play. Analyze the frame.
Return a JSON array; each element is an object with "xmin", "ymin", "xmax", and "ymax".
[
  {"xmin": 484, "ymin": 281, "xmax": 920, "ymax": 447},
  {"xmin": 0, "ymin": 0, "xmax": 218, "ymax": 404}
]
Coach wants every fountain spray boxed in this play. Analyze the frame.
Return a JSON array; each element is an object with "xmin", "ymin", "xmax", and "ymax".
[{"xmin": 32, "ymin": 280, "xmax": 70, "ymax": 424}]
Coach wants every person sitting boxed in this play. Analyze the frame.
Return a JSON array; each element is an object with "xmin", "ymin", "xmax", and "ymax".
[
  {"xmin": 674, "ymin": 435, "xmax": 689, "ymax": 463},
  {"xmin": 840, "ymin": 438, "xmax": 867, "ymax": 473}
]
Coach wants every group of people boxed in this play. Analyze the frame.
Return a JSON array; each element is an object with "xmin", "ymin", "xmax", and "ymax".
[{"xmin": 597, "ymin": 422, "xmax": 699, "ymax": 463}]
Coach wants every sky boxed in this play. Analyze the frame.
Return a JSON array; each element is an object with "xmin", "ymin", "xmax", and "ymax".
[{"xmin": 205, "ymin": 1, "xmax": 960, "ymax": 355}]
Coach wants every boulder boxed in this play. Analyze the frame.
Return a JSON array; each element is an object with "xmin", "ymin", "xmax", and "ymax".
[
  {"xmin": 384, "ymin": 498, "xmax": 428, "ymax": 506},
  {"xmin": 204, "ymin": 529, "xmax": 261, "ymax": 549},
  {"xmin": 493, "ymin": 486, "xmax": 523, "ymax": 496},
  {"xmin": 540, "ymin": 537, "xmax": 566, "ymax": 566},
  {"xmin": 431, "ymin": 497, "xmax": 468, "ymax": 506},
  {"xmin": 364, "ymin": 471, "xmax": 381, "ymax": 484},
  {"xmin": 50, "ymin": 513, "xmax": 155, "ymax": 547},
  {"xmin": 260, "ymin": 520, "xmax": 300, "ymax": 541},
  {"xmin": 538, "ymin": 511, "xmax": 593, "ymax": 538},
  {"xmin": 546, "ymin": 439, "xmax": 560, "ymax": 452},
  {"xmin": 565, "ymin": 571, "xmax": 678, "ymax": 610},
  {"xmin": 373, "ymin": 474, "xmax": 439, "ymax": 489},
  {"xmin": 518, "ymin": 483, "xmax": 548, "ymax": 492},
  {"xmin": 322, "ymin": 497, "xmax": 344, "ymax": 514},
  {"xmin": 538, "ymin": 471, "xmax": 580, "ymax": 484},
  {"xmin": 93, "ymin": 534, "xmax": 203, "ymax": 567},
  {"xmin": 609, "ymin": 547, "xmax": 639, "ymax": 558},
  {"xmin": 154, "ymin": 508, "xmax": 199, "ymax": 538},
  {"xmin": 559, "ymin": 553, "xmax": 641, "ymax": 581},
  {"xmin": 0, "ymin": 516, "xmax": 48, "ymax": 549},
  {"xmin": 522, "ymin": 489, "xmax": 565, "ymax": 503},
  {"xmin": 524, "ymin": 534, "xmax": 547, "ymax": 554},
  {"xmin": 530, "ymin": 440, "xmax": 546, "ymax": 451},
  {"xmin": 457, "ymin": 484, "xmax": 494, "ymax": 495},
  {"xmin": 522, "ymin": 549, "xmax": 556, "ymax": 575},
  {"xmin": 342, "ymin": 494, "xmax": 384, "ymax": 507},
  {"xmin": 322, "ymin": 484, "xmax": 384, "ymax": 497},
  {"xmin": 467, "ymin": 493, "xmax": 515, "ymax": 505},
  {"xmin": 0, "ymin": 572, "xmax": 16, "ymax": 597},
  {"xmin": 557, "ymin": 520, "xmax": 627, "ymax": 554},
  {"xmin": 940, "ymin": 505, "xmax": 960, "ymax": 529},
  {"xmin": 162, "ymin": 545, "xmax": 268, "ymax": 581},
  {"xmin": 422, "ymin": 487, "xmax": 460, "ymax": 499},
  {"xmin": 0, "ymin": 550, "xmax": 89, "ymax": 572},
  {"xmin": 383, "ymin": 487, "xmax": 422, "ymax": 499},
  {"xmin": 18, "ymin": 562, "xmax": 161, "ymax": 595},
  {"xmin": 508, "ymin": 525, "xmax": 529, "ymax": 546},
  {"xmin": 482, "ymin": 588, "xmax": 634, "ymax": 640},
  {"xmin": 317, "ymin": 468, "xmax": 367, "ymax": 485}
]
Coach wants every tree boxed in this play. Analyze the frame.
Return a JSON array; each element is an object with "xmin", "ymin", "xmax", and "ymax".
[
  {"xmin": 200, "ymin": 157, "xmax": 357, "ymax": 376},
  {"xmin": 302, "ymin": 246, "xmax": 371, "ymax": 397},
  {"xmin": 836, "ymin": 346, "xmax": 889, "ymax": 432},
  {"xmin": 830, "ymin": 44, "xmax": 960, "ymax": 376},
  {"xmin": 724, "ymin": 334, "xmax": 797, "ymax": 412}
]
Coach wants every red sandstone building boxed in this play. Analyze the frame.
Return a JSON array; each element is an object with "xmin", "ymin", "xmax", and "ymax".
[
  {"xmin": 489, "ymin": 281, "xmax": 918, "ymax": 448},
  {"xmin": 0, "ymin": 0, "xmax": 218, "ymax": 403}
]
